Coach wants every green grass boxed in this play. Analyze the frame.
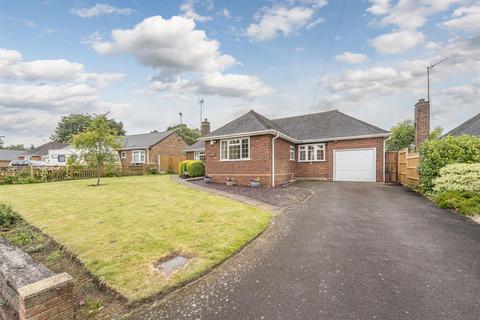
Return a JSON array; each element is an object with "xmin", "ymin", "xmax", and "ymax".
[{"xmin": 0, "ymin": 175, "xmax": 270, "ymax": 301}]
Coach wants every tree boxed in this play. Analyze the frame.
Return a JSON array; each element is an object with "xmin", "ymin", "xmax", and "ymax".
[
  {"xmin": 167, "ymin": 124, "xmax": 201, "ymax": 145},
  {"xmin": 51, "ymin": 113, "xmax": 125, "ymax": 143},
  {"xmin": 429, "ymin": 126, "xmax": 443, "ymax": 140},
  {"xmin": 386, "ymin": 120, "xmax": 415, "ymax": 151},
  {"xmin": 2, "ymin": 144, "xmax": 27, "ymax": 151},
  {"xmin": 71, "ymin": 115, "xmax": 123, "ymax": 186},
  {"xmin": 0, "ymin": 136, "xmax": 3, "ymax": 148}
]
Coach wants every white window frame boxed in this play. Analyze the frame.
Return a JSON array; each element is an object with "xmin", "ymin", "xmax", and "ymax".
[
  {"xmin": 298, "ymin": 143, "xmax": 326, "ymax": 162},
  {"xmin": 57, "ymin": 155, "xmax": 66, "ymax": 163},
  {"xmin": 220, "ymin": 137, "xmax": 250, "ymax": 161},
  {"xmin": 289, "ymin": 145, "xmax": 295, "ymax": 161},
  {"xmin": 194, "ymin": 151, "xmax": 205, "ymax": 161},
  {"xmin": 132, "ymin": 150, "xmax": 145, "ymax": 164},
  {"xmin": 120, "ymin": 151, "xmax": 127, "ymax": 159}
]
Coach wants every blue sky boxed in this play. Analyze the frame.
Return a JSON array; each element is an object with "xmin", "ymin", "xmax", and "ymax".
[{"xmin": 1, "ymin": 0, "xmax": 479, "ymax": 145}]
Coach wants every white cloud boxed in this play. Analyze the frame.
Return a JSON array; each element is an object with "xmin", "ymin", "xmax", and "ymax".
[
  {"xmin": 196, "ymin": 73, "xmax": 273, "ymax": 98},
  {"xmin": 246, "ymin": 4, "xmax": 324, "ymax": 41},
  {"xmin": 221, "ymin": 8, "xmax": 231, "ymax": 19},
  {"xmin": 372, "ymin": 30, "xmax": 425, "ymax": 54},
  {"xmin": 92, "ymin": 16, "xmax": 236, "ymax": 74},
  {"xmin": 443, "ymin": 4, "xmax": 480, "ymax": 32},
  {"xmin": 335, "ymin": 52, "xmax": 369, "ymax": 64},
  {"xmin": 180, "ymin": 0, "xmax": 212, "ymax": 22},
  {"xmin": 296, "ymin": 47, "xmax": 306, "ymax": 52},
  {"xmin": 0, "ymin": 48, "xmax": 124, "ymax": 85},
  {"xmin": 367, "ymin": 0, "xmax": 391, "ymax": 15},
  {"xmin": 71, "ymin": 3, "xmax": 133, "ymax": 18}
]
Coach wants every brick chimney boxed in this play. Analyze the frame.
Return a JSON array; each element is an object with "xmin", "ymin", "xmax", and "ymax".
[
  {"xmin": 414, "ymin": 99, "xmax": 430, "ymax": 148},
  {"xmin": 201, "ymin": 118, "xmax": 210, "ymax": 136}
]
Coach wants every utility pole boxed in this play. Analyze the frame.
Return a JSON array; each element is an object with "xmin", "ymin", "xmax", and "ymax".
[
  {"xmin": 179, "ymin": 112, "xmax": 183, "ymax": 125},
  {"xmin": 427, "ymin": 57, "xmax": 448, "ymax": 101},
  {"xmin": 198, "ymin": 98, "xmax": 204, "ymax": 129}
]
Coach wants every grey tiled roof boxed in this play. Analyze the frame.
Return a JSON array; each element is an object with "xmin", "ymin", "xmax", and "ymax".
[
  {"xmin": 0, "ymin": 149, "xmax": 24, "ymax": 161},
  {"xmin": 445, "ymin": 113, "xmax": 480, "ymax": 137},
  {"xmin": 121, "ymin": 129, "xmax": 177, "ymax": 149},
  {"xmin": 184, "ymin": 140, "xmax": 205, "ymax": 151},
  {"xmin": 206, "ymin": 109, "xmax": 389, "ymax": 142}
]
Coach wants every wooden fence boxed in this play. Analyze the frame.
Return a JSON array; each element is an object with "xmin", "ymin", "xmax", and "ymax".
[
  {"xmin": 159, "ymin": 155, "xmax": 184, "ymax": 174},
  {"xmin": 397, "ymin": 148, "xmax": 420, "ymax": 187},
  {"xmin": 385, "ymin": 151, "xmax": 398, "ymax": 183}
]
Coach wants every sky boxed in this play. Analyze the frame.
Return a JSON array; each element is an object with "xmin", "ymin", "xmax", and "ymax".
[{"xmin": 0, "ymin": 0, "xmax": 479, "ymax": 146}]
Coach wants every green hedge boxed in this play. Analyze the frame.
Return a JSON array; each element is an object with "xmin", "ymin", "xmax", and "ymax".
[
  {"xmin": 0, "ymin": 204, "xmax": 20, "ymax": 230},
  {"xmin": 178, "ymin": 160, "xmax": 205, "ymax": 177},
  {"xmin": 433, "ymin": 163, "xmax": 480, "ymax": 194},
  {"xmin": 418, "ymin": 135, "xmax": 480, "ymax": 192},
  {"xmin": 435, "ymin": 191, "xmax": 480, "ymax": 216}
]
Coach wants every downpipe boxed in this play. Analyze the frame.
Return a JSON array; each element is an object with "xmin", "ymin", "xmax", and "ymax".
[{"xmin": 271, "ymin": 133, "xmax": 280, "ymax": 187}]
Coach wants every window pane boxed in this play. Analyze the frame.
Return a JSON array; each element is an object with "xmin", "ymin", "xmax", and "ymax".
[
  {"xmin": 241, "ymin": 138, "xmax": 249, "ymax": 158},
  {"xmin": 299, "ymin": 150, "xmax": 306, "ymax": 161},
  {"xmin": 229, "ymin": 144, "xmax": 240, "ymax": 159},
  {"xmin": 199, "ymin": 152, "xmax": 205, "ymax": 161},
  {"xmin": 316, "ymin": 144, "xmax": 325, "ymax": 161},
  {"xmin": 221, "ymin": 141, "xmax": 227, "ymax": 159},
  {"xmin": 307, "ymin": 145, "xmax": 315, "ymax": 160}
]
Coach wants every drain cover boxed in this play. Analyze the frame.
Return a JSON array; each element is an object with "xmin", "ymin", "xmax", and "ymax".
[{"xmin": 155, "ymin": 256, "xmax": 188, "ymax": 275}]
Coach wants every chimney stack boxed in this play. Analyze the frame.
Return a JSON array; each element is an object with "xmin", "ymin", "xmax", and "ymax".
[
  {"xmin": 414, "ymin": 99, "xmax": 430, "ymax": 148},
  {"xmin": 201, "ymin": 118, "xmax": 210, "ymax": 136}
]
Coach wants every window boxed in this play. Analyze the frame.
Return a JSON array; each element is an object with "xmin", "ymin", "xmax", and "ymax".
[
  {"xmin": 290, "ymin": 145, "xmax": 295, "ymax": 161},
  {"xmin": 220, "ymin": 138, "xmax": 250, "ymax": 160},
  {"xmin": 298, "ymin": 144, "xmax": 325, "ymax": 162},
  {"xmin": 132, "ymin": 150, "xmax": 145, "ymax": 163},
  {"xmin": 120, "ymin": 151, "xmax": 126, "ymax": 159},
  {"xmin": 57, "ymin": 155, "xmax": 66, "ymax": 162},
  {"xmin": 194, "ymin": 151, "xmax": 205, "ymax": 161}
]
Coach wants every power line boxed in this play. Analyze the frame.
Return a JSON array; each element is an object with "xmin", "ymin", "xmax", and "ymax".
[{"xmin": 310, "ymin": 0, "xmax": 347, "ymax": 112}]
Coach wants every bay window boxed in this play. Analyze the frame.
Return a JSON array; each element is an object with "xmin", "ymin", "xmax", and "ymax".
[
  {"xmin": 220, "ymin": 138, "xmax": 250, "ymax": 160},
  {"xmin": 298, "ymin": 143, "xmax": 325, "ymax": 162}
]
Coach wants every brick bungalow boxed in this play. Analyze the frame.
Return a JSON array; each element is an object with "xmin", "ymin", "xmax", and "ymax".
[
  {"xmin": 199, "ymin": 109, "xmax": 391, "ymax": 187},
  {"xmin": 118, "ymin": 129, "xmax": 187, "ymax": 167},
  {"xmin": 19, "ymin": 142, "xmax": 69, "ymax": 162}
]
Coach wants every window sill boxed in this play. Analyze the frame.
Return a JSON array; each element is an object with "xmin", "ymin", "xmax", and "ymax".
[
  {"xmin": 219, "ymin": 158, "xmax": 251, "ymax": 162},
  {"xmin": 298, "ymin": 160, "xmax": 326, "ymax": 163}
]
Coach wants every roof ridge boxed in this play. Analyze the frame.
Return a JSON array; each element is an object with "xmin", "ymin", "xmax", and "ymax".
[
  {"xmin": 332, "ymin": 110, "xmax": 389, "ymax": 133},
  {"xmin": 125, "ymin": 129, "xmax": 174, "ymax": 137},
  {"xmin": 445, "ymin": 112, "xmax": 480, "ymax": 136}
]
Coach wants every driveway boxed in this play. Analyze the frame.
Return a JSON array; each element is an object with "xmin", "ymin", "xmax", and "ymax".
[{"xmin": 131, "ymin": 182, "xmax": 480, "ymax": 320}]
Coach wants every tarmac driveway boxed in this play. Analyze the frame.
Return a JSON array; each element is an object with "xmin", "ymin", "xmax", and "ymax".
[{"xmin": 132, "ymin": 182, "xmax": 480, "ymax": 320}]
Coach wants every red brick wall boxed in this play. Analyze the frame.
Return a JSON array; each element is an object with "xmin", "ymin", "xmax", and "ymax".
[
  {"xmin": 205, "ymin": 135, "xmax": 273, "ymax": 187},
  {"xmin": 273, "ymin": 137, "xmax": 296, "ymax": 185},
  {"xmin": 119, "ymin": 132, "xmax": 187, "ymax": 166},
  {"xmin": 185, "ymin": 152, "xmax": 195, "ymax": 160}
]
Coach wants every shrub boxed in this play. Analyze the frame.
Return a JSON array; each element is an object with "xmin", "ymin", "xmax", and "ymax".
[
  {"xmin": 178, "ymin": 160, "xmax": 190, "ymax": 176},
  {"xmin": 433, "ymin": 163, "xmax": 480, "ymax": 194},
  {"xmin": 0, "ymin": 204, "xmax": 20, "ymax": 230},
  {"xmin": 103, "ymin": 164, "xmax": 122, "ymax": 177},
  {"xmin": 435, "ymin": 191, "xmax": 480, "ymax": 216},
  {"xmin": 418, "ymin": 135, "xmax": 480, "ymax": 192},
  {"xmin": 146, "ymin": 165, "xmax": 159, "ymax": 175},
  {"xmin": 187, "ymin": 160, "xmax": 205, "ymax": 177}
]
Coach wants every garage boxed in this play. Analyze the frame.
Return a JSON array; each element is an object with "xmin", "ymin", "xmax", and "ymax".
[{"xmin": 333, "ymin": 148, "xmax": 376, "ymax": 182}]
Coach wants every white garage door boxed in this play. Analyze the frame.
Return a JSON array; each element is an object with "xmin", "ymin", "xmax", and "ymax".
[{"xmin": 334, "ymin": 148, "xmax": 376, "ymax": 182}]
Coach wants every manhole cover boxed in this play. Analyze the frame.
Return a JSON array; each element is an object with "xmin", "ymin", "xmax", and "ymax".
[{"xmin": 155, "ymin": 256, "xmax": 189, "ymax": 275}]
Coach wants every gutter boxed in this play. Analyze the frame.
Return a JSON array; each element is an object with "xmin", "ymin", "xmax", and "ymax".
[{"xmin": 271, "ymin": 132, "xmax": 280, "ymax": 187}]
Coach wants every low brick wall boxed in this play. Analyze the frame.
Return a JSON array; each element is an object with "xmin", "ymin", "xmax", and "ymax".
[{"xmin": 0, "ymin": 238, "xmax": 74, "ymax": 320}]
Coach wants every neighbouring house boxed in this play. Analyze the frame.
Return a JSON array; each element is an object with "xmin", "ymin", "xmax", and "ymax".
[
  {"xmin": 19, "ymin": 142, "xmax": 69, "ymax": 162},
  {"xmin": 200, "ymin": 109, "xmax": 390, "ymax": 187},
  {"xmin": 443, "ymin": 112, "xmax": 480, "ymax": 137},
  {"xmin": 118, "ymin": 129, "xmax": 188, "ymax": 169},
  {"xmin": 0, "ymin": 150, "xmax": 25, "ymax": 167},
  {"xmin": 47, "ymin": 145, "xmax": 81, "ymax": 166},
  {"xmin": 184, "ymin": 119, "xmax": 210, "ymax": 161}
]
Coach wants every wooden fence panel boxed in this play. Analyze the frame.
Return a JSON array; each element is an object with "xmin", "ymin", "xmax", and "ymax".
[
  {"xmin": 397, "ymin": 148, "xmax": 420, "ymax": 187},
  {"xmin": 159, "ymin": 155, "xmax": 185, "ymax": 174},
  {"xmin": 385, "ymin": 151, "xmax": 398, "ymax": 183}
]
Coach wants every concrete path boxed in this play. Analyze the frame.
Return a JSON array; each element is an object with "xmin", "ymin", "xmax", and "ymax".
[{"xmin": 131, "ymin": 182, "xmax": 480, "ymax": 320}]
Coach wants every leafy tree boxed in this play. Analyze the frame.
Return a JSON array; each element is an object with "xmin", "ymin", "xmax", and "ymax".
[
  {"xmin": 51, "ymin": 113, "xmax": 125, "ymax": 143},
  {"xmin": 0, "ymin": 136, "xmax": 4, "ymax": 148},
  {"xmin": 386, "ymin": 120, "xmax": 415, "ymax": 151},
  {"xmin": 1, "ymin": 144, "xmax": 27, "ymax": 150},
  {"xmin": 429, "ymin": 126, "xmax": 443, "ymax": 140},
  {"xmin": 167, "ymin": 124, "xmax": 201, "ymax": 145},
  {"xmin": 71, "ymin": 115, "xmax": 123, "ymax": 186}
]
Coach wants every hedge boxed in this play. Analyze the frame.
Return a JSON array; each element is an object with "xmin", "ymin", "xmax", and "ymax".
[
  {"xmin": 178, "ymin": 160, "xmax": 205, "ymax": 177},
  {"xmin": 418, "ymin": 135, "xmax": 480, "ymax": 192},
  {"xmin": 433, "ymin": 163, "xmax": 480, "ymax": 194}
]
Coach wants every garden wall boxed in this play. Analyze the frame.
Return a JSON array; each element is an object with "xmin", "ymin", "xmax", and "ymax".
[{"xmin": 0, "ymin": 238, "xmax": 74, "ymax": 320}]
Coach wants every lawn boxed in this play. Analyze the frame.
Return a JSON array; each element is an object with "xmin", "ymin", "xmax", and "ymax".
[{"xmin": 0, "ymin": 175, "xmax": 270, "ymax": 302}]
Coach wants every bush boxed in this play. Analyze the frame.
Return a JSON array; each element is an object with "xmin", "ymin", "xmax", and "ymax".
[
  {"xmin": 103, "ymin": 164, "xmax": 122, "ymax": 177},
  {"xmin": 146, "ymin": 165, "xmax": 159, "ymax": 175},
  {"xmin": 187, "ymin": 160, "xmax": 205, "ymax": 177},
  {"xmin": 418, "ymin": 135, "xmax": 480, "ymax": 192},
  {"xmin": 435, "ymin": 191, "xmax": 480, "ymax": 216},
  {"xmin": 433, "ymin": 163, "xmax": 480, "ymax": 194},
  {"xmin": 179, "ymin": 160, "xmax": 189, "ymax": 176},
  {"xmin": 0, "ymin": 204, "xmax": 20, "ymax": 230}
]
